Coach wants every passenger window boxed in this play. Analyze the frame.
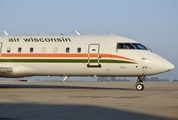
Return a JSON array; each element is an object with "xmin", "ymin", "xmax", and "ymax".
[
  {"xmin": 53, "ymin": 47, "xmax": 58, "ymax": 53},
  {"xmin": 18, "ymin": 47, "xmax": 22, "ymax": 53},
  {"xmin": 77, "ymin": 47, "xmax": 81, "ymax": 53},
  {"xmin": 7, "ymin": 47, "xmax": 11, "ymax": 53},
  {"xmin": 66, "ymin": 47, "xmax": 70, "ymax": 53},
  {"xmin": 41, "ymin": 47, "xmax": 46, "ymax": 53},
  {"xmin": 117, "ymin": 43, "xmax": 135, "ymax": 49},
  {"xmin": 30, "ymin": 47, "xmax": 34, "ymax": 53}
]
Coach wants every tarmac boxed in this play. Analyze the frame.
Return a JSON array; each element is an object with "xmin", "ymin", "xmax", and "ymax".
[{"xmin": 0, "ymin": 81, "xmax": 178, "ymax": 120}]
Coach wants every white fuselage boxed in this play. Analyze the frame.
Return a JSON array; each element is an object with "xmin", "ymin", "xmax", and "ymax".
[{"xmin": 0, "ymin": 35, "xmax": 174, "ymax": 78}]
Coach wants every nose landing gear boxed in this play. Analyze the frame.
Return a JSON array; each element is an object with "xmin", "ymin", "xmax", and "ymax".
[{"xmin": 135, "ymin": 76, "xmax": 145, "ymax": 91}]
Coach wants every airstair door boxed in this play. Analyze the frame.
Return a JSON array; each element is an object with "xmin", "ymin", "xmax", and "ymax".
[
  {"xmin": 0, "ymin": 42, "xmax": 2, "ymax": 57},
  {"xmin": 87, "ymin": 44, "xmax": 101, "ymax": 67}
]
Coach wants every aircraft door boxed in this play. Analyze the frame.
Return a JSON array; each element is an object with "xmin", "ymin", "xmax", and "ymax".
[
  {"xmin": 87, "ymin": 44, "xmax": 101, "ymax": 67},
  {"xmin": 0, "ymin": 42, "xmax": 2, "ymax": 57}
]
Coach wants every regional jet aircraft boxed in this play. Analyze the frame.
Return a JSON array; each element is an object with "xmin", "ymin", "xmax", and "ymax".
[{"xmin": 0, "ymin": 31, "xmax": 174, "ymax": 90}]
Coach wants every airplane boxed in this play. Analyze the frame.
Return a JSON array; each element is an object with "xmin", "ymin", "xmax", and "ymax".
[{"xmin": 0, "ymin": 30, "xmax": 174, "ymax": 91}]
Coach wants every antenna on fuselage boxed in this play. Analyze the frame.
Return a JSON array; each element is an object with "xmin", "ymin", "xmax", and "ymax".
[
  {"xmin": 3, "ymin": 30, "xmax": 9, "ymax": 36},
  {"xmin": 75, "ymin": 30, "xmax": 82, "ymax": 35}
]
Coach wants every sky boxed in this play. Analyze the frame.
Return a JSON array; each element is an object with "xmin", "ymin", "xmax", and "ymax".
[{"xmin": 0, "ymin": 0, "xmax": 177, "ymax": 80}]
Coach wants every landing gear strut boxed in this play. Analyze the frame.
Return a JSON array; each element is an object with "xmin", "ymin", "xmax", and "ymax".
[{"xmin": 135, "ymin": 76, "xmax": 145, "ymax": 91}]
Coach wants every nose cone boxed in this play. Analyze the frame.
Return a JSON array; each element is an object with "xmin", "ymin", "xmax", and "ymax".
[
  {"xmin": 156, "ymin": 57, "xmax": 175, "ymax": 74},
  {"xmin": 165, "ymin": 61, "xmax": 175, "ymax": 71},
  {"xmin": 157, "ymin": 58, "xmax": 175, "ymax": 73},
  {"xmin": 145, "ymin": 52, "xmax": 175, "ymax": 75}
]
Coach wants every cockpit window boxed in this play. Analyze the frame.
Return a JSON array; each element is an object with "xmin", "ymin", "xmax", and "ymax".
[
  {"xmin": 117, "ymin": 43, "xmax": 135, "ymax": 49},
  {"xmin": 132, "ymin": 43, "xmax": 148, "ymax": 50},
  {"xmin": 116, "ymin": 43, "xmax": 149, "ymax": 50}
]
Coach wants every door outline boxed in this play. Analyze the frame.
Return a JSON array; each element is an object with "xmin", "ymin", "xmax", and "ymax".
[
  {"xmin": 87, "ymin": 44, "xmax": 101, "ymax": 67},
  {"xmin": 0, "ymin": 42, "xmax": 3, "ymax": 58}
]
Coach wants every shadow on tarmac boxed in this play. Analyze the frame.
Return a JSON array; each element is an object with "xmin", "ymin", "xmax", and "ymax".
[
  {"xmin": 0, "ymin": 84, "xmax": 134, "ymax": 91},
  {"xmin": 0, "ymin": 103, "xmax": 173, "ymax": 120}
]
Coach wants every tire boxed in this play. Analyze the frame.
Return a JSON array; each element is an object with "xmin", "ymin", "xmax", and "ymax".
[{"xmin": 136, "ymin": 84, "xmax": 144, "ymax": 91}]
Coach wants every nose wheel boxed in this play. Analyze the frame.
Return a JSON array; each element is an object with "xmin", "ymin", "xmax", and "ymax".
[
  {"xmin": 135, "ymin": 76, "xmax": 145, "ymax": 91},
  {"xmin": 136, "ymin": 83, "xmax": 144, "ymax": 91}
]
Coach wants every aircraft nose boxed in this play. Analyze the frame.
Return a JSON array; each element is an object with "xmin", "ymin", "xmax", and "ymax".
[
  {"xmin": 166, "ymin": 62, "xmax": 175, "ymax": 71},
  {"xmin": 148, "ymin": 54, "xmax": 175, "ymax": 73},
  {"xmin": 161, "ymin": 59, "xmax": 175, "ymax": 72}
]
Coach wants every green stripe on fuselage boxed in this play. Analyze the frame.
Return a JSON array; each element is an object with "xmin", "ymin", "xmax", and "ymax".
[{"xmin": 0, "ymin": 59, "xmax": 136, "ymax": 64}]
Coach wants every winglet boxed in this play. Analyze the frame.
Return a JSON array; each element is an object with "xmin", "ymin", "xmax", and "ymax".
[
  {"xmin": 3, "ymin": 30, "xmax": 9, "ymax": 36},
  {"xmin": 75, "ymin": 30, "xmax": 82, "ymax": 35}
]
